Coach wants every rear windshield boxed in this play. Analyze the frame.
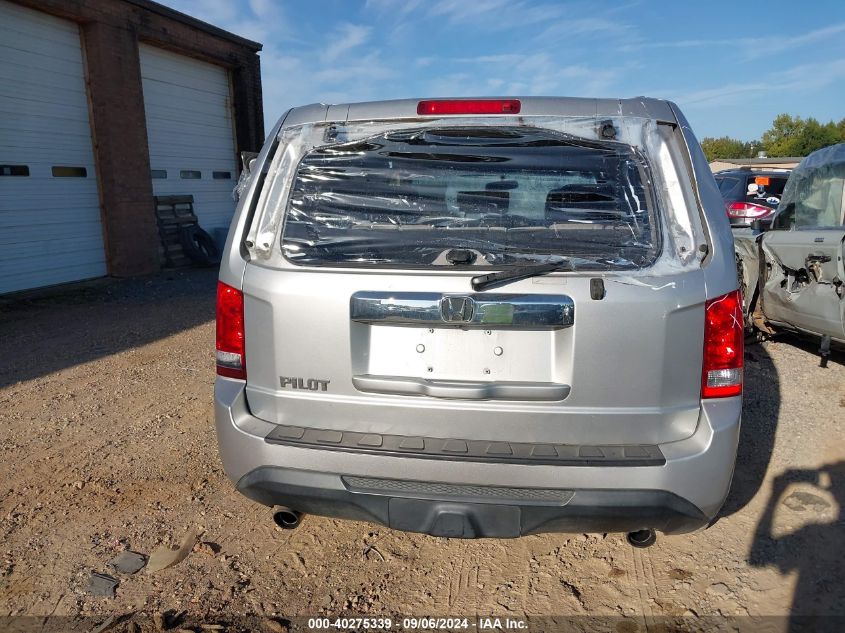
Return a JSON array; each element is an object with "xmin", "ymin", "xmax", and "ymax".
[
  {"xmin": 715, "ymin": 176, "xmax": 741, "ymax": 196},
  {"xmin": 281, "ymin": 126, "xmax": 661, "ymax": 270},
  {"xmin": 744, "ymin": 174, "xmax": 788, "ymax": 208}
]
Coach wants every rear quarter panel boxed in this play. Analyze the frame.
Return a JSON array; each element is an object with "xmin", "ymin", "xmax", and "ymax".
[{"xmin": 668, "ymin": 103, "xmax": 739, "ymax": 300}]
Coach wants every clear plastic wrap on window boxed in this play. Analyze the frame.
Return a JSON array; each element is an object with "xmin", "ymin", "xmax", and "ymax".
[{"xmin": 245, "ymin": 116, "xmax": 705, "ymax": 272}]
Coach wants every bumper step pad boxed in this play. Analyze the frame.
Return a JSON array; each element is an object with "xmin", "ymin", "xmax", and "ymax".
[{"xmin": 264, "ymin": 424, "xmax": 665, "ymax": 466}]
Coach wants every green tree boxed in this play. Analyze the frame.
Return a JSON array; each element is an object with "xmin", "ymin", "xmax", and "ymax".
[
  {"xmin": 792, "ymin": 118, "xmax": 841, "ymax": 156},
  {"xmin": 701, "ymin": 114, "xmax": 845, "ymax": 163},
  {"xmin": 761, "ymin": 114, "xmax": 845, "ymax": 157},
  {"xmin": 700, "ymin": 136, "xmax": 755, "ymax": 162},
  {"xmin": 761, "ymin": 114, "xmax": 805, "ymax": 156}
]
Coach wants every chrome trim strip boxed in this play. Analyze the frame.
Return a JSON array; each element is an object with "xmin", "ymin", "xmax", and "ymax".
[
  {"xmin": 350, "ymin": 292, "xmax": 575, "ymax": 329},
  {"xmin": 352, "ymin": 374, "xmax": 571, "ymax": 401}
]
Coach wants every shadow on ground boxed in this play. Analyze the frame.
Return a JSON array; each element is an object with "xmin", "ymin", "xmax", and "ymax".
[
  {"xmin": 0, "ymin": 268, "xmax": 217, "ymax": 389},
  {"xmin": 720, "ymin": 329, "xmax": 844, "ymax": 518},
  {"xmin": 743, "ymin": 334, "xmax": 845, "ymax": 631},
  {"xmin": 717, "ymin": 340, "xmax": 781, "ymax": 519},
  {"xmin": 774, "ymin": 331, "xmax": 845, "ymax": 368},
  {"xmin": 749, "ymin": 460, "xmax": 845, "ymax": 631}
]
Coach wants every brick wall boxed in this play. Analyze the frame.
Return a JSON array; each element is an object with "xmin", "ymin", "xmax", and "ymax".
[{"xmin": 10, "ymin": 0, "xmax": 264, "ymax": 277}]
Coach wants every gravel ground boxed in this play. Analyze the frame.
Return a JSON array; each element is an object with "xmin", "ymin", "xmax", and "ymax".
[{"xmin": 0, "ymin": 269, "xmax": 843, "ymax": 632}]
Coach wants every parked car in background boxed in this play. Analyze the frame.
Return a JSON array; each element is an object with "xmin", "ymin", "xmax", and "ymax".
[
  {"xmin": 715, "ymin": 168, "xmax": 791, "ymax": 228},
  {"xmin": 734, "ymin": 144, "xmax": 845, "ymax": 364},
  {"xmin": 215, "ymin": 97, "xmax": 743, "ymax": 545}
]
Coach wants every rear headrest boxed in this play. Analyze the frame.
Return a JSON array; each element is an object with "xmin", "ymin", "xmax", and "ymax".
[
  {"xmin": 547, "ymin": 183, "xmax": 615, "ymax": 204},
  {"xmin": 545, "ymin": 184, "xmax": 618, "ymax": 220}
]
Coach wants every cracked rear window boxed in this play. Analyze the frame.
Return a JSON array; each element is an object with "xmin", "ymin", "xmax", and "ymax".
[{"xmin": 281, "ymin": 126, "xmax": 661, "ymax": 270}]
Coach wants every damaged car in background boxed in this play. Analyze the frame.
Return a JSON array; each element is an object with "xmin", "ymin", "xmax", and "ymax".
[
  {"xmin": 734, "ymin": 144, "xmax": 845, "ymax": 366},
  {"xmin": 715, "ymin": 168, "xmax": 790, "ymax": 228}
]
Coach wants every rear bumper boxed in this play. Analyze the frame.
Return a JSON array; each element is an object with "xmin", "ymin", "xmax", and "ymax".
[
  {"xmin": 215, "ymin": 379, "xmax": 741, "ymax": 537},
  {"xmin": 237, "ymin": 467, "xmax": 707, "ymax": 537}
]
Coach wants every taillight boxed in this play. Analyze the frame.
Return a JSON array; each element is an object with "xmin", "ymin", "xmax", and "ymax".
[
  {"xmin": 726, "ymin": 201, "xmax": 772, "ymax": 219},
  {"xmin": 216, "ymin": 281, "xmax": 246, "ymax": 379},
  {"xmin": 417, "ymin": 99, "xmax": 521, "ymax": 115},
  {"xmin": 701, "ymin": 290, "xmax": 744, "ymax": 398}
]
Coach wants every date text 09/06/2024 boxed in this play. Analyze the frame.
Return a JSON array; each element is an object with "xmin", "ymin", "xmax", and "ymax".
[{"xmin": 306, "ymin": 617, "xmax": 528, "ymax": 630}]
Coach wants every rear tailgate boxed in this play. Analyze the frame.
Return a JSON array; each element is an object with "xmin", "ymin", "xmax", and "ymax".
[
  {"xmin": 242, "ymin": 265, "xmax": 705, "ymax": 446},
  {"xmin": 240, "ymin": 114, "xmax": 709, "ymax": 448}
]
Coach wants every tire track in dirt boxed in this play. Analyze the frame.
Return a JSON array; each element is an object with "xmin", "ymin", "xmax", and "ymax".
[
  {"xmin": 630, "ymin": 544, "xmax": 656, "ymax": 626},
  {"xmin": 446, "ymin": 548, "xmax": 479, "ymax": 610}
]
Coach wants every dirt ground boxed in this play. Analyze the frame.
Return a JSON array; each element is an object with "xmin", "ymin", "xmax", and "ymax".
[{"xmin": 1, "ymin": 269, "xmax": 843, "ymax": 631}]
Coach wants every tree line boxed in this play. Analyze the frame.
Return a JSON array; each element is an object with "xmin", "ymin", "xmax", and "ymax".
[{"xmin": 700, "ymin": 114, "xmax": 845, "ymax": 162}]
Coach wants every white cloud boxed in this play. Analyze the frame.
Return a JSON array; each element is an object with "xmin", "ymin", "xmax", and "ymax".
[
  {"xmin": 670, "ymin": 82, "xmax": 773, "ymax": 107},
  {"xmin": 166, "ymin": 0, "xmax": 241, "ymax": 25},
  {"xmin": 257, "ymin": 46, "xmax": 399, "ymax": 127},
  {"xmin": 621, "ymin": 21, "xmax": 845, "ymax": 61},
  {"xmin": 663, "ymin": 59, "xmax": 845, "ymax": 109},
  {"xmin": 366, "ymin": 0, "xmax": 632, "ymax": 41},
  {"xmin": 364, "ymin": 0, "xmax": 425, "ymax": 18},
  {"xmin": 427, "ymin": 0, "xmax": 560, "ymax": 30},
  {"xmin": 618, "ymin": 38, "xmax": 733, "ymax": 53},
  {"xmin": 321, "ymin": 24, "xmax": 372, "ymax": 63},
  {"xmin": 162, "ymin": 0, "xmax": 285, "ymax": 43},
  {"xmin": 429, "ymin": 53, "xmax": 619, "ymax": 97},
  {"xmin": 776, "ymin": 58, "xmax": 845, "ymax": 92},
  {"xmin": 247, "ymin": 0, "xmax": 274, "ymax": 16},
  {"xmin": 743, "ymin": 22, "xmax": 845, "ymax": 60}
]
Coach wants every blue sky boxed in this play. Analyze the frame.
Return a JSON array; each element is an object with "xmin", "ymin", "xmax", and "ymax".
[{"xmin": 161, "ymin": 0, "xmax": 845, "ymax": 141}]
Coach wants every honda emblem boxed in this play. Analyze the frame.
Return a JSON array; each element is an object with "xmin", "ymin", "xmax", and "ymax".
[{"xmin": 440, "ymin": 296, "xmax": 475, "ymax": 323}]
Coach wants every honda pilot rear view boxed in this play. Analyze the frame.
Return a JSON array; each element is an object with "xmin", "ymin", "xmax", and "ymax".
[{"xmin": 214, "ymin": 97, "xmax": 743, "ymax": 542}]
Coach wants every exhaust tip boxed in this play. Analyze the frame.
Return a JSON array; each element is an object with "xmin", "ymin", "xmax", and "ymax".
[
  {"xmin": 272, "ymin": 506, "xmax": 302, "ymax": 530},
  {"xmin": 626, "ymin": 529, "xmax": 656, "ymax": 548}
]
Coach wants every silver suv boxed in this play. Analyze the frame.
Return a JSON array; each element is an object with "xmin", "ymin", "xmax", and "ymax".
[{"xmin": 215, "ymin": 97, "xmax": 743, "ymax": 543}]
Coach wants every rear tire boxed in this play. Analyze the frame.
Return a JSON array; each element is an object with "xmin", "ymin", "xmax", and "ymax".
[{"xmin": 179, "ymin": 224, "xmax": 221, "ymax": 266}]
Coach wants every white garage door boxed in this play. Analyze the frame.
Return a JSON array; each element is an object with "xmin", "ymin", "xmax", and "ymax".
[
  {"xmin": 139, "ymin": 44, "xmax": 238, "ymax": 233},
  {"xmin": 0, "ymin": 1, "xmax": 106, "ymax": 294}
]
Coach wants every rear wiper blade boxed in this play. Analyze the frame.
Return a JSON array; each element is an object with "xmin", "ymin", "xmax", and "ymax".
[{"xmin": 471, "ymin": 260, "xmax": 573, "ymax": 292}]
